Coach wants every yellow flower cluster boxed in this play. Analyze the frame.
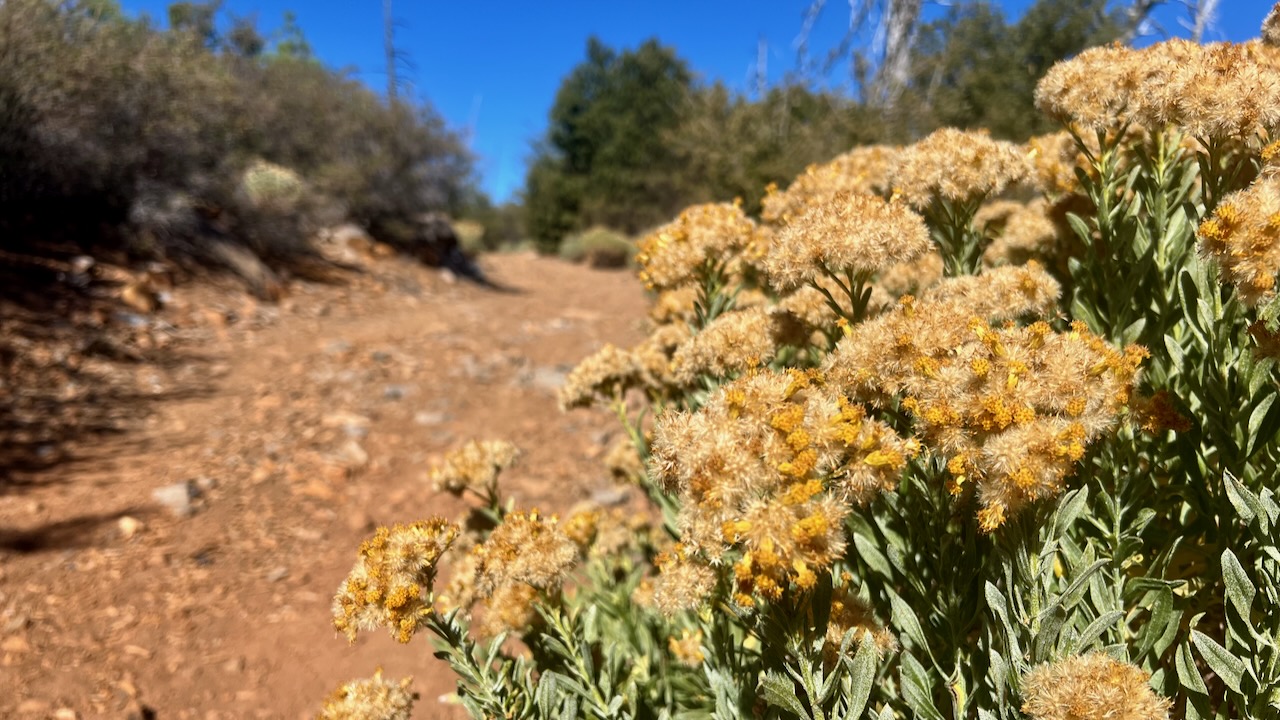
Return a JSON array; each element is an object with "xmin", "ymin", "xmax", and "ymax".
[
  {"xmin": 332, "ymin": 519, "xmax": 459, "ymax": 643},
  {"xmin": 1024, "ymin": 131, "xmax": 1084, "ymax": 196},
  {"xmin": 428, "ymin": 440, "xmax": 520, "ymax": 496},
  {"xmin": 977, "ymin": 199, "xmax": 1061, "ymax": 268},
  {"xmin": 650, "ymin": 368, "xmax": 917, "ymax": 606},
  {"xmin": 890, "ymin": 128, "xmax": 1029, "ymax": 209},
  {"xmin": 1198, "ymin": 172, "xmax": 1280, "ymax": 305},
  {"xmin": 823, "ymin": 581, "xmax": 897, "ymax": 662},
  {"xmin": 760, "ymin": 145, "xmax": 899, "ymax": 224},
  {"xmin": 635, "ymin": 202, "xmax": 758, "ymax": 290},
  {"xmin": 558, "ymin": 343, "xmax": 643, "ymax": 410},
  {"xmin": 669, "ymin": 306, "xmax": 780, "ymax": 383},
  {"xmin": 316, "ymin": 669, "xmax": 415, "ymax": 720},
  {"xmin": 1036, "ymin": 39, "xmax": 1280, "ymax": 143},
  {"xmin": 762, "ymin": 191, "xmax": 932, "ymax": 290},
  {"xmin": 472, "ymin": 509, "xmax": 578, "ymax": 597},
  {"xmin": 825, "ymin": 286, "xmax": 1143, "ymax": 530},
  {"xmin": 434, "ymin": 510, "xmax": 579, "ymax": 636},
  {"xmin": 1021, "ymin": 653, "xmax": 1171, "ymax": 720}
]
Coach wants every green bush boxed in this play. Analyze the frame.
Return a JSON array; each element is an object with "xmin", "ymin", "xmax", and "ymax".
[
  {"xmin": 0, "ymin": 0, "xmax": 474, "ymax": 268},
  {"xmin": 558, "ymin": 226, "xmax": 635, "ymax": 268}
]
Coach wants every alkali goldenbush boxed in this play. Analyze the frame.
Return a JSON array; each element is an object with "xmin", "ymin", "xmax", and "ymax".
[{"xmin": 319, "ymin": 15, "xmax": 1280, "ymax": 720}]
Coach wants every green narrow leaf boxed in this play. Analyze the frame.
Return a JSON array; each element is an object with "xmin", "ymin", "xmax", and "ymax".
[
  {"xmin": 843, "ymin": 635, "xmax": 878, "ymax": 720},
  {"xmin": 1191, "ymin": 630, "xmax": 1246, "ymax": 695},
  {"xmin": 1072, "ymin": 610, "xmax": 1124, "ymax": 652},
  {"xmin": 1221, "ymin": 550, "xmax": 1256, "ymax": 624},
  {"xmin": 1246, "ymin": 394, "xmax": 1279, "ymax": 459},
  {"xmin": 900, "ymin": 652, "xmax": 945, "ymax": 720},
  {"xmin": 1224, "ymin": 472, "xmax": 1262, "ymax": 524},
  {"xmin": 853, "ymin": 533, "xmax": 894, "ymax": 581},
  {"xmin": 1176, "ymin": 639, "xmax": 1209, "ymax": 694},
  {"xmin": 759, "ymin": 670, "xmax": 811, "ymax": 720},
  {"xmin": 887, "ymin": 588, "xmax": 928, "ymax": 652}
]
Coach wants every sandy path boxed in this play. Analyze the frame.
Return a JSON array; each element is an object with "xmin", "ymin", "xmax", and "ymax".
[{"xmin": 0, "ymin": 252, "xmax": 649, "ymax": 719}]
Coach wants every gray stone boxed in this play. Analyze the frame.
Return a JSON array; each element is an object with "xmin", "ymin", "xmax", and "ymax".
[{"xmin": 151, "ymin": 481, "xmax": 198, "ymax": 518}]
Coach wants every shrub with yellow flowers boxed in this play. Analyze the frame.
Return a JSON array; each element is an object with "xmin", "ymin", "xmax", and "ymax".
[{"xmin": 318, "ymin": 10, "xmax": 1280, "ymax": 720}]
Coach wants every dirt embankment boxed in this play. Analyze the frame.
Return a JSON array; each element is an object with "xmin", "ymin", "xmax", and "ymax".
[{"xmin": 0, "ymin": 251, "xmax": 649, "ymax": 719}]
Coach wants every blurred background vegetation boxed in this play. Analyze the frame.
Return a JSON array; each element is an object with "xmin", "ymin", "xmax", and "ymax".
[
  {"xmin": 0, "ymin": 0, "xmax": 476, "ymax": 275},
  {"xmin": 522, "ymin": 0, "xmax": 1126, "ymax": 253},
  {"xmin": 0, "ymin": 0, "xmax": 1137, "ymax": 268}
]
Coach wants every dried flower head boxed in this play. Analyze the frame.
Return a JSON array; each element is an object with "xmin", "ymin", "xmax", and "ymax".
[
  {"xmin": 636, "ymin": 202, "xmax": 757, "ymax": 290},
  {"xmin": 559, "ymin": 343, "xmax": 642, "ymax": 410},
  {"xmin": 651, "ymin": 368, "xmax": 913, "ymax": 601},
  {"xmin": 473, "ymin": 582, "xmax": 542, "ymax": 638},
  {"xmin": 1022, "ymin": 653, "xmax": 1171, "ymax": 720},
  {"xmin": 824, "ymin": 288, "xmax": 1141, "ymax": 530},
  {"xmin": 877, "ymin": 251, "xmax": 946, "ymax": 300},
  {"xmin": 669, "ymin": 306, "xmax": 779, "ymax": 384},
  {"xmin": 429, "ymin": 440, "xmax": 519, "ymax": 496},
  {"xmin": 761, "ymin": 145, "xmax": 899, "ymax": 225},
  {"xmin": 890, "ymin": 129, "xmax": 1029, "ymax": 209},
  {"xmin": 653, "ymin": 544, "xmax": 718, "ymax": 614},
  {"xmin": 604, "ymin": 435, "xmax": 646, "ymax": 484},
  {"xmin": 981, "ymin": 200, "xmax": 1061, "ymax": 267},
  {"xmin": 472, "ymin": 510, "xmax": 577, "ymax": 596},
  {"xmin": 1266, "ymin": 3, "xmax": 1280, "ymax": 47},
  {"xmin": 1025, "ymin": 132, "xmax": 1083, "ymax": 196},
  {"xmin": 1037, "ymin": 39, "xmax": 1280, "ymax": 143},
  {"xmin": 649, "ymin": 286, "xmax": 699, "ymax": 325},
  {"xmin": 317, "ymin": 670, "xmax": 415, "ymax": 720},
  {"xmin": 823, "ymin": 582, "xmax": 897, "ymax": 662},
  {"xmin": 631, "ymin": 323, "xmax": 691, "ymax": 391},
  {"xmin": 1034, "ymin": 42, "xmax": 1188, "ymax": 131},
  {"xmin": 1199, "ymin": 173, "xmax": 1280, "ymax": 305},
  {"xmin": 333, "ymin": 519, "xmax": 459, "ymax": 643},
  {"xmin": 668, "ymin": 629, "xmax": 706, "ymax": 667},
  {"xmin": 762, "ymin": 191, "xmax": 932, "ymax": 290},
  {"xmin": 1155, "ymin": 41, "xmax": 1280, "ymax": 142}
]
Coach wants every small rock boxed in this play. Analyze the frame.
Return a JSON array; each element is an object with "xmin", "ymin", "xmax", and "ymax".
[
  {"xmin": 151, "ymin": 481, "xmax": 198, "ymax": 517},
  {"xmin": 346, "ymin": 511, "xmax": 373, "ymax": 533},
  {"xmin": 2, "ymin": 635, "xmax": 31, "ymax": 653},
  {"xmin": 590, "ymin": 487, "xmax": 631, "ymax": 507},
  {"xmin": 370, "ymin": 350, "xmax": 393, "ymax": 364},
  {"xmin": 322, "ymin": 411, "xmax": 372, "ymax": 438},
  {"xmin": 439, "ymin": 268, "xmax": 457, "ymax": 284},
  {"xmin": 335, "ymin": 440, "xmax": 369, "ymax": 469},
  {"xmin": 382, "ymin": 384, "xmax": 412, "ymax": 400},
  {"xmin": 223, "ymin": 656, "xmax": 246, "ymax": 674},
  {"xmin": 413, "ymin": 411, "xmax": 449, "ymax": 426},
  {"xmin": 322, "ymin": 339, "xmax": 352, "ymax": 356},
  {"xmin": 54, "ymin": 709, "xmax": 78, "ymax": 720},
  {"xmin": 527, "ymin": 366, "xmax": 569, "ymax": 393},
  {"xmin": 16, "ymin": 699, "xmax": 49, "ymax": 715},
  {"xmin": 265, "ymin": 567, "xmax": 289, "ymax": 583},
  {"xmin": 117, "ymin": 516, "xmax": 144, "ymax": 540},
  {"xmin": 194, "ymin": 475, "xmax": 218, "ymax": 492}
]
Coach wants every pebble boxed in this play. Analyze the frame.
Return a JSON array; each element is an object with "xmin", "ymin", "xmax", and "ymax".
[
  {"xmin": 413, "ymin": 411, "xmax": 449, "ymax": 426},
  {"xmin": 117, "ymin": 516, "xmax": 144, "ymax": 540},
  {"xmin": 265, "ymin": 567, "xmax": 289, "ymax": 583},
  {"xmin": 151, "ymin": 481, "xmax": 198, "ymax": 517}
]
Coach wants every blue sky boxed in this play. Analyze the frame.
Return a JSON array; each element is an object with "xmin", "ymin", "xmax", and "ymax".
[{"xmin": 119, "ymin": 1, "xmax": 1269, "ymax": 202}]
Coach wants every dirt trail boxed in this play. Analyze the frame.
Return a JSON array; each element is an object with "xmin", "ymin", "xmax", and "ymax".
[{"xmin": 0, "ymin": 252, "xmax": 650, "ymax": 719}]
